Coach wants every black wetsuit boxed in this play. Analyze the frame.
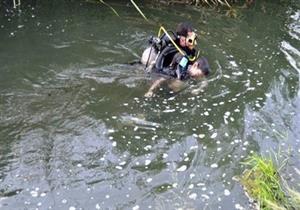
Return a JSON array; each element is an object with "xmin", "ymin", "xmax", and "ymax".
[{"xmin": 148, "ymin": 32, "xmax": 197, "ymax": 80}]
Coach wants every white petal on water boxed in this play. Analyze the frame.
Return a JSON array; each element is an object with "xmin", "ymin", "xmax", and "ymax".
[
  {"xmin": 189, "ymin": 193, "xmax": 197, "ymax": 200},
  {"xmin": 211, "ymin": 133, "xmax": 218, "ymax": 139},
  {"xmin": 162, "ymin": 153, "xmax": 168, "ymax": 158},
  {"xmin": 176, "ymin": 165, "xmax": 187, "ymax": 172},
  {"xmin": 96, "ymin": 204, "xmax": 101, "ymax": 209},
  {"xmin": 163, "ymin": 109, "xmax": 176, "ymax": 113},
  {"xmin": 112, "ymin": 141, "xmax": 117, "ymax": 147},
  {"xmin": 119, "ymin": 161, "xmax": 126, "ymax": 166},
  {"xmin": 145, "ymin": 160, "xmax": 151, "ymax": 166},
  {"xmin": 235, "ymin": 203, "xmax": 244, "ymax": 210},
  {"xmin": 190, "ymin": 173, "xmax": 195, "ymax": 179},
  {"xmin": 211, "ymin": 163, "xmax": 218, "ymax": 168},
  {"xmin": 146, "ymin": 178, "xmax": 152, "ymax": 183},
  {"xmin": 69, "ymin": 207, "xmax": 76, "ymax": 210},
  {"xmin": 133, "ymin": 205, "xmax": 140, "ymax": 210},
  {"xmin": 207, "ymin": 124, "xmax": 213, "ymax": 130},
  {"xmin": 62, "ymin": 199, "xmax": 67, "ymax": 204},
  {"xmin": 116, "ymin": 166, "xmax": 123, "ymax": 170},
  {"xmin": 265, "ymin": 93, "xmax": 272, "ymax": 97},
  {"xmin": 224, "ymin": 189, "xmax": 231, "ymax": 196},
  {"xmin": 198, "ymin": 134, "xmax": 205, "ymax": 139},
  {"xmin": 172, "ymin": 183, "xmax": 178, "ymax": 188},
  {"xmin": 30, "ymin": 191, "xmax": 38, "ymax": 197},
  {"xmin": 232, "ymin": 71, "xmax": 243, "ymax": 76},
  {"xmin": 201, "ymin": 194, "xmax": 210, "ymax": 200},
  {"xmin": 234, "ymin": 139, "xmax": 240, "ymax": 144},
  {"xmin": 243, "ymin": 141, "xmax": 249, "ymax": 146},
  {"xmin": 224, "ymin": 111, "xmax": 231, "ymax": 117},
  {"xmin": 190, "ymin": 145, "xmax": 198, "ymax": 150},
  {"xmin": 224, "ymin": 74, "xmax": 230, "ymax": 79},
  {"xmin": 229, "ymin": 61, "xmax": 238, "ymax": 67},
  {"xmin": 144, "ymin": 145, "xmax": 152, "ymax": 151}
]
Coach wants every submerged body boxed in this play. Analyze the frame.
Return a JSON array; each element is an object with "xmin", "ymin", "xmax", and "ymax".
[{"xmin": 141, "ymin": 47, "xmax": 210, "ymax": 97}]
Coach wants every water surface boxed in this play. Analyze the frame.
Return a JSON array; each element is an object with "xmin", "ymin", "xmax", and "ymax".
[{"xmin": 1, "ymin": 1, "xmax": 300, "ymax": 209}]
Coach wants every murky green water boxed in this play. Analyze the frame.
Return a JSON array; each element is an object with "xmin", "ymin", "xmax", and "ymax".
[{"xmin": 1, "ymin": 1, "xmax": 300, "ymax": 209}]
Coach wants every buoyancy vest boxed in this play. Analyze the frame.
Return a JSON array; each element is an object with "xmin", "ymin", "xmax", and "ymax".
[{"xmin": 155, "ymin": 45, "xmax": 178, "ymax": 71}]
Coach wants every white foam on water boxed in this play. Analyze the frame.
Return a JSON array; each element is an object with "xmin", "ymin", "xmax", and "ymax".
[
  {"xmin": 176, "ymin": 165, "xmax": 187, "ymax": 172},
  {"xmin": 189, "ymin": 193, "xmax": 197, "ymax": 200},
  {"xmin": 224, "ymin": 189, "xmax": 231, "ymax": 196},
  {"xmin": 211, "ymin": 163, "xmax": 218, "ymax": 168}
]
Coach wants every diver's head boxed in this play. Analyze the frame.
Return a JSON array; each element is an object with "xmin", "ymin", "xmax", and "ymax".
[
  {"xmin": 176, "ymin": 22, "xmax": 197, "ymax": 49},
  {"xmin": 188, "ymin": 57, "xmax": 210, "ymax": 79}
]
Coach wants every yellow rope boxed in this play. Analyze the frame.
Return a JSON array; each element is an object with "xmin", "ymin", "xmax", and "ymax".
[
  {"xmin": 158, "ymin": 26, "xmax": 185, "ymax": 56},
  {"xmin": 130, "ymin": 0, "xmax": 150, "ymax": 23}
]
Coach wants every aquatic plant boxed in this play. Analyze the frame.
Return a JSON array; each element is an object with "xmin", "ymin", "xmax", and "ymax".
[
  {"xmin": 99, "ymin": 0, "xmax": 120, "ymax": 16},
  {"xmin": 241, "ymin": 154, "xmax": 287, "ymax": 210},
  {"xmin": 240, "ymin": 154, "xmax": 300, "ymax": 210}
]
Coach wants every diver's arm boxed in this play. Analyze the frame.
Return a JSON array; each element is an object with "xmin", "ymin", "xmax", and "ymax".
[{"xmin": 144, "ymin": 77, "xmax": 166, "ymax": 97}]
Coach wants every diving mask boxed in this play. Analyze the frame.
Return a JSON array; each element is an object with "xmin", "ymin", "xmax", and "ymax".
[{"xmin": 186, "ymin": 32, "xmax": 197, "ymax": 46}]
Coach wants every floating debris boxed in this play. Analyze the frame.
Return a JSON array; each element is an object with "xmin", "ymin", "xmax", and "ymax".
[
  {"xmin": 211, "ymin": 133, "xmax": 218, "ymax": 139},
  {"xmin": 145, "ymin": 160, "xmax": 151, "ymax": 166},
  {"xmin": 224, "ymin": 189, "xmax": 231, "ymax": 196},
  {"xmin": 132, "ymin": 205, "xmax": 140, "ymax": 210},
  {"xmin": 211, "ymin": 163, "xmax": 218, "ymax": 168},
  {"xmin": 189, "ymin": 193, "xmax": 197, "ymax": 200},
  {"xmin": 177, "ymin": 165, "xmax": 187, "ymax": 172}
]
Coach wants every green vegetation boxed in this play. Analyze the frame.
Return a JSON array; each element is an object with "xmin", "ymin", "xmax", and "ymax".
[{"xmin": 240, "ymin": 154, "xmax": 300, "ymax": 210}]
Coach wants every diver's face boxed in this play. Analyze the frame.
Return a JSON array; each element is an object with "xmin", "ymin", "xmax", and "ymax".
[
  {"xmin": 179, "ymin": 31, "xmax": 196, "ymax": 49},
  {"xmin": 188, "ymin": 62, "xmax": 204, "ymax": 79},
  {"xmin": 185, "ymin": 32, "xmax": 197, "ymax": 50}
]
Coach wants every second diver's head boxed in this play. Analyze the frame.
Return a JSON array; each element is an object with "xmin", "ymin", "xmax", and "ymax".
[{"xmin": 188, "ymin": 57, "xmax": 210, "ymax": 79}]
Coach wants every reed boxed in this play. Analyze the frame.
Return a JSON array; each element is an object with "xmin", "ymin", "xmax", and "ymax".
[
  {"xmin": 99, "ymin": 0, "xmax": 120, "ymax": 16},
  {"xmin": 240, "ymin": 154, "xmax": 300, "ymax": 210}
]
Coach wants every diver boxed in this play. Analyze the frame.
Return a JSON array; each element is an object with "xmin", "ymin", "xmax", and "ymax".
[
  {"xmin": 141, "ymin": 22, "xmax": 210, "ymax": 97},
  {"xmin": 141, "ymin": 22, "xmax": 198, "ymax": 74}
]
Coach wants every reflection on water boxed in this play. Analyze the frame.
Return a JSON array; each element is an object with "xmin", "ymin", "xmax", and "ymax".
[{"xmin": 0, "ymin": 1, "xmax": 300, "ymax": 209}]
